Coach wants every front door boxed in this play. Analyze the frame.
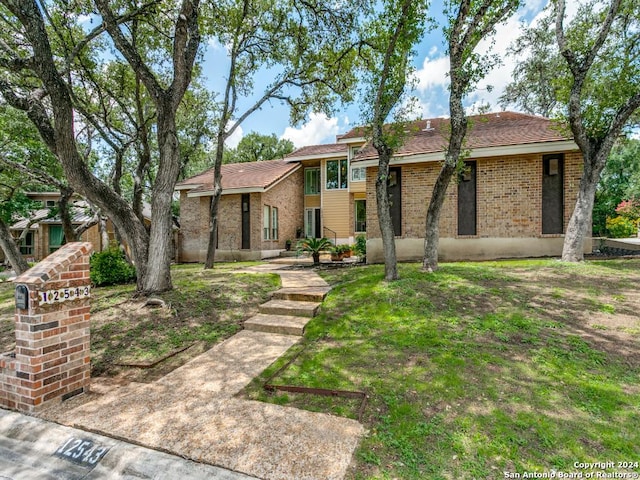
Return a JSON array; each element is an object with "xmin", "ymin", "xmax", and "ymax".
[
  {"xmin": 241, "ymin": 194, "xmax": 250, "ymax": 249},
  {"xmin": 388, "ymin": 167, "xmax": 402, "ymax": 236},
  {"xmin": 305, "ymin": 208, "xmax": 321, "ymax": 238}
]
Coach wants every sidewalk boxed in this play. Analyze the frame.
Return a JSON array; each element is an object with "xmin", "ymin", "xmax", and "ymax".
[
  {"xmin": 36, "ymin": 264, "xmax": 364, "ymax": 480},
  {"xmin": 0, "ymin": 409, "xmax": 255, "ymax": 479}
]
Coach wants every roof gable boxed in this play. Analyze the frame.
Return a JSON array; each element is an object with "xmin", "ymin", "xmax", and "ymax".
[
  {"xmin": 177, "ymin": 159, "xmax": 301, "ymax": 195},
  {"xmin": 345, "ymin": 112, "xmax": 572, "ymax": 161}
]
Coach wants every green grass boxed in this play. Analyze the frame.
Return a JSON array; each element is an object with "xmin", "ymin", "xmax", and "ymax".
[
  {"xmin": 90, "ymin": 262, "xmax": 279, "ymax": 375},
  {"xmin": 245, "ymin": 259, "xmax": 640, "ymax": 479},
  {"xmin": 0, "ymin": 262, "xmax": 280, "ymax": 378}
]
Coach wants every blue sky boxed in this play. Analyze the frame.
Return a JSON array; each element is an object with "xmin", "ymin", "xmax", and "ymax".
[
  {"xmin": 81, "ymin": 1, "xmax": 575, "ymax": 149},
  {"xmin": 203, "ymin": 0, "xmax": 556, "ymax": 149}
]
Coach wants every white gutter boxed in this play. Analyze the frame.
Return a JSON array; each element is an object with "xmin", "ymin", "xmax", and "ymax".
[{"xmin": 353, "ymin": 140, "xmax": 579, "ymax": 168}]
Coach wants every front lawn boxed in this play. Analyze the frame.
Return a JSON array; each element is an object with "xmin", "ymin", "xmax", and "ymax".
[
  {"xmin": 245, "ymin": 259, "xmax": 640, "ymax": 479},
  {"xmin": 0, "ymin": 262, "xmax": 280, "ymax": 381}
]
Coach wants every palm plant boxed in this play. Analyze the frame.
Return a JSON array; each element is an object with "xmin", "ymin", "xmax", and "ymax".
[{"xmin": 297, "ymin": 237, "xmax": 332, "ymax": 265}]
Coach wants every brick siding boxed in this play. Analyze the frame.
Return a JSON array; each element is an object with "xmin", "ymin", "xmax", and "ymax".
[
  {"xmin": 366, "ymin": 151, "xmax": 584, "ymax": 239},
  {"xmin": 1, "ymin": 242, "xmax": 92, "ymax": 412}
]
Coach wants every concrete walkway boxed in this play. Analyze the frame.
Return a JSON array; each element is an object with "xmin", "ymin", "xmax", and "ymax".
[
  {"xmin": 0, "ymin": 409, "xmax": 255, "ymax": 479},
  {"xmin": 36, "ymin": 263, "xmax": 363, "ymax": 480}
]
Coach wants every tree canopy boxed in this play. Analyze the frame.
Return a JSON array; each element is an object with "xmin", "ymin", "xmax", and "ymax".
[{"xmin": 223, "ymin": 133, "xmax": 294, "ymax": 164}]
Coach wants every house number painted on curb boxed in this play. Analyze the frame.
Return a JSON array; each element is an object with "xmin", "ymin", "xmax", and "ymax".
[
  {"xmin": 39, "ymin": 286, "xmax": 91, "ymax": 306},
  {"xmin": 54, "ymin": 437, "xmax": 110, "ymax": 467}
]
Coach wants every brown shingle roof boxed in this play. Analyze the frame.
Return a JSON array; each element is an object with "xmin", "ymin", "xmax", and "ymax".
[
  {"xmin": 348, "ymin": 112, "xmax": 571, "ymax": 161},
  {"xmin": 284, "ymin": 143, "xmax": 348, "ymax": 160},
  {"xmin": 177, "ymin": 159, "xmax": 300, "ymax": 194}
]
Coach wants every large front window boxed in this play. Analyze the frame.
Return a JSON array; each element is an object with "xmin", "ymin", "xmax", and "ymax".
[
  {"xmin": 355, "ymin": 200, "xmax": 366, "ymax": 233},
  {"xmin": 326, "ymin": 159, "xmax": 348, "ymax": 190},
  {"xmin": 305, "ymin": 168, "xmax": 320, "ymax": 195}
]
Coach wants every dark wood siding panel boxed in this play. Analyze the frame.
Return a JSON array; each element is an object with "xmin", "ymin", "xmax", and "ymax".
[
  {"xmin": 458, "ymin": 161, "xmax": 477, "ymax": 236},
  {"xmin": 542, "ymin": 154, "xmax": 564, "ymax": 234},
  {"xmin": 389, "ymin": 167, "xmax": 402, "ymax": 236}
]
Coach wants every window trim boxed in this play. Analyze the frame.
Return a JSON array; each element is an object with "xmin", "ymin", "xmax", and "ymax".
[
  {"xmin": 326, "ymin": 159, "xmax": 348, "ymax": 190},
  {"xmin": 263, "ymin": 205, "xmax": 271, "ymax": 240},
  {"xmin": 19, "ymin": 231, "xmax": 34, "ymax": 255},
  {"xmin": 351, "ymin": 165, "xmax": 366, "ymax": 182},
  {"xmin": 304, "ymin": 167, "xmax": 321, "ymax": 195},
  {"xmin": 271, "ymin": 207, "xmax": 279, "ymax": 240}
]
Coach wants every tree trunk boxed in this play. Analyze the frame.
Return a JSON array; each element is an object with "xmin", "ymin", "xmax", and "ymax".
[
  {"xmin": 561, "ymin": 150, "xmax": 605, "ymax": 261},
  {"xmin": 423, "ymin": 80, "xmax": 467, "ymax": 272},
  {"xmin": 98, "ymin": 215, "xmax": 110, "ymax": 251},
  {"xmin": 58, "ymin": 187, "xmax": 77, "ymax": 243},
  {"xmin": 422, "ymin": 162, "xmax": 457, "ymax": 272},
  {"xmin": 0, "ymin": 218, "xmax": 29, "ymax": 275},
  {"xmin": 205, "ymin": 131, "xmax": 225, "ymax": 269},
  {"xmin": 142, "ymin": 105, "xmax": 180, "ymax": 293},
  {"xmin": 375, "ymin": 149, "xmax": 398, "ymax": 281}
]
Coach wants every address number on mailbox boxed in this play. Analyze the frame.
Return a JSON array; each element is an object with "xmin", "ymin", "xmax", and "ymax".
[{"xmin": 39, "ymin": 286, "xmax": 91, "ymax": 306}]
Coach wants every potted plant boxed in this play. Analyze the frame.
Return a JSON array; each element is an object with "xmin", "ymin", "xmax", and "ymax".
[
  {"xmin": 297, "ymin": 237, "xmax": 332, "ymax": 265},
  {"xmin": 285, "ymin": 239, "xmax": 292, "ymax": 251},
  {"xmin": 330, "ymin": 244, "xmax": 351, "ymax": 261}
]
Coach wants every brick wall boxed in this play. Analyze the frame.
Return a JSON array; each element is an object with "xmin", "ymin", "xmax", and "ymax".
[
  {"xmin": 177, "ymin": 168, "xmax": 304, "ymax": 260},
  {"xmin": 260, "ymin": 168, "xmax": 303, "ymax": 249},
  {"xmin": 366, "ymin": 151, "xmax": 584, "ymax": 240},
  {"xmin": 0, "ymin": 242, "xmax": 92, "ymax": 412}
]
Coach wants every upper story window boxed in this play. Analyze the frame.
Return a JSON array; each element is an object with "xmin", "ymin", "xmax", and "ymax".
[
  {"xmin": 326, "ymin": 159, "xmax": 348, "ymax": 190},
  {"xmin": 305, "ymin": 168, "xmax": 320, "ymax": 195},
  {"xmin": 351, "ymin": 166, "xmax": 366, "ymax": 182}
]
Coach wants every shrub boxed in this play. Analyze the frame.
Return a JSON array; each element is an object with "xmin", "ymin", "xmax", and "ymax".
[
  {"xmin": 90, "ymin": 248, "xmax": 137, "ymax": 286},
  {"xmin": 606, "ymin": 216, "xmax": 636, "ymax": 238},
  {"xmin": 353, "ymin": 234, "xmax": 366, "ymax": 257}
]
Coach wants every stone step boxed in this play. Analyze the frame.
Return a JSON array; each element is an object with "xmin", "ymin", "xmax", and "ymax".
[
  {"xmin": 273, "ymin": 286, "xmax": 331, "ymax": 302},
  {"xmin": 258, "ymin": 299, "xmax": 321, "ymax": 318},
  {"xmin": 244, "ymin": 313, "xmax": 310, "ymax": 336}
]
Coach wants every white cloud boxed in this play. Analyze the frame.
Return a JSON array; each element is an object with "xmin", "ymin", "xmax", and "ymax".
[
  {"xmin": 414, "ymin": 5, "xmax": 544, "ymax": 116},
  {"xmin": 281, "ymin": 113, "xmax": 339, "ymax": 147},
  {"xmin": 415, "ymin": 55, "xmax": 450, "ymax": 93},
  {"xmin": 225, "ymin": 125, "xmax": 243, "ymax": 148}
]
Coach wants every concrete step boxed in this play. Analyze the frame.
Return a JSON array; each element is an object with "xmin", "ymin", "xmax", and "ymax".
[
  {"xmin": 273, "ymin": 286, "xmax": 331, "ymax": 302},
  {"xmin": 244, "ymin": 313, "xmax": 310, "ymax": 336},
  {"xmin": 258, "ymin": 299, "xmax": 321, "ymax": 318}
]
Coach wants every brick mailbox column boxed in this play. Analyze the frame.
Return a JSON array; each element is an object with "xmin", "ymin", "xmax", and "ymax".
[{"xmin": 0, "ymin": 242, "xmax": 93, "ymax": 412}]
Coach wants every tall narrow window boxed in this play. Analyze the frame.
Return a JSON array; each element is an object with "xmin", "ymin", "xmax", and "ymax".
[
  {"xmin": 542, "ymin": 154, "xmax": 564, "ymax": 234},
  {"xmin": 305, "ymin": 168, "xmax": 320, "ymax": 195},
  {"xmin": 271, "ymin": 207, "xmax": 279, "ymax": 240},
  {"xmin": 326, "ymin": 159, "xmax": 348, "ymax": 190},
  {"xmin": 263, "ymin": 205, "xmax": 271, "ymax": 240},
  {"xmin": 354, "ymin": 200, "xmax": 366, "ymax": 233},
  {"xmin": 457, "ymin": 161, "xmax": 477, "ymax": 236}
]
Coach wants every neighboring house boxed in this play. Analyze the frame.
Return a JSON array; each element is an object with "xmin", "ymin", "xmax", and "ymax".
[
  {"xmin": 177, "ymin": 112, "xmax": 589, "ymax": 263},
  {"xmin": 1, "ymin": 191, "xmax": 153, "ymax": 264},
  {"xmin": 175, "ymin": 159, "xmax": 303, "ymax": 261},
  {"xmin": 4, "ymin": 192, "xmax": 102, "ymax": 263}
]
